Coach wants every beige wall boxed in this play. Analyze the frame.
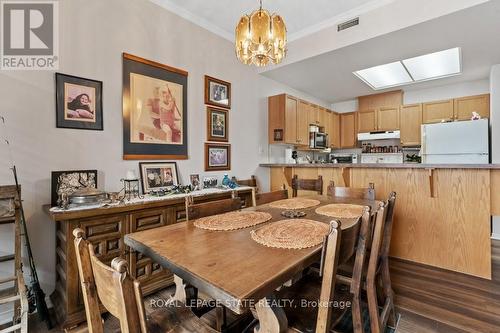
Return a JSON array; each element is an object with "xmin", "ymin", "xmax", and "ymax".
[{"xmin": 0, "ymin": 0, "xmax": 330, "ymax": 314}]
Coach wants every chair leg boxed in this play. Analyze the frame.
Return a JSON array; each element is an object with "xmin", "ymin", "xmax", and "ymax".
[
  {"xmin": 366, "ymin": 276, "xmax": 381, "ymax": 333},
  {"xmin": 351, "ymin": 292, "xmax": 364, "ymax": 333},
  {"xmin": 381, "ymin": 260, "xmax": 397, "ymax": 328}
]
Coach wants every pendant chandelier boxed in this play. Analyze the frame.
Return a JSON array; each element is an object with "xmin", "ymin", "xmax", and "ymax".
[{"xmin": 235, "ymin": 0, "xmax": 287, "ymax": 67}]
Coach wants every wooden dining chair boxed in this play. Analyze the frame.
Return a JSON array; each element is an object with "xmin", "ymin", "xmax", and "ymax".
[
  {"xmin": 185, "ymin": 192, "xmax": 242, "ymax": 221},
  {"xmin": 327, "ymin": 181, "xmax": 375, "ymax": 200},
  {"xmin": 254, "ymin": 188, "xmax": 288, "ymax": 206},
  {"xmin": 276, "ymin": 208, "xmax": 371, "ymax": 333},
  {"xmin": 73, "ymin": 228, "xmax": 217, "ymax": 333},
  {"xmin": 231, "ymin": 175, "xmax": 257, "ymax": 189},
  {"xmin": 291, "ymin": 175, "xmax": 323, "ymax": 197},
  {"xmin": 366, "ymin": 192, "xmax": 397, "ymax": 333}
]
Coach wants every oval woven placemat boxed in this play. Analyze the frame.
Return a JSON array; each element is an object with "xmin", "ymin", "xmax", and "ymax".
[
  {"xmin": 315, "ymin": 203, "xmax": 365, "ymax": 219},
  {"xmin": 193, "ymin": 211, "xmax": 272, "ymax": 231},
  {"xmin": 251, "ymin": 219, "xmax": 330, "ymax": 249},
  {"xmin": 268, "ymin": 198, "xmax": 321, "ymax": 210}
]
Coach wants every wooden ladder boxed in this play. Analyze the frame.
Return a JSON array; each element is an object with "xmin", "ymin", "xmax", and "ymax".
[{"xmin": 0, "ymin": 185, "xmax": 28, "ymax": 333}]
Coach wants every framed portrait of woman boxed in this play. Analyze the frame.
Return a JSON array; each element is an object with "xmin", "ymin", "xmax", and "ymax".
[
  {"xmin": 206, "ymin": 106, "xmax": 228, "ymax": 142},
  {"xmin": 123, "ymin": 53, "xmax": 188, "ymax": 160},
  {"xmin": 55, "ymin": 73, "xmax": 103, "ymax": 130}
]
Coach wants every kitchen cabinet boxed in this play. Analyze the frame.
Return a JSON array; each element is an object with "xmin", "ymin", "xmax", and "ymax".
[
  {"xmin": 400, "ymin": 104, "xmax": 422, "ymax": 146},
  {"xmin": 358, "ymin": 107, "xmax": 399, "ymax": 133},
  {"xmin": 330, "ymin": 112, "xmax": 341, "ymax": 148},
  {"xmin": 340, "ymin": 112, "xmax": 357, "ymax": 148},
  {"xmin": 357, "ymin": 109, "xmax": 377, "ymax": 133},
  {"xmin": 308, "ymin": 103, "xmax": 320, "ymax": 126},
  {"xmin": 318, "ymin": 107, "xmax": 327, "ymax": 128},
  {"xmin": 422, "ymin": 99, "xmax": 454, "ymax": 124},
  {"xmin": 323, "ymin": 110, "xmax": 331, "ymax": 142},
  {"xmin": 297, "ymin": 100, "xmax": 309, "ymax": 145},
  {"xmin": 454, "ymin": 94, "xmax": 490, "ymax": 120},
  {"xmin": 268, "ymin": 94, "xmax": 307, "ymax": 145},
  {"xmin": 378, "ymin": 106, "xmax": 400, "ymax": 131}
]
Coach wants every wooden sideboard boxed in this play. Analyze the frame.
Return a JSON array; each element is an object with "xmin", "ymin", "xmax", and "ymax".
[{"xmin": 46, "ymin": 188, "xmax": 254, "ymax": 330}]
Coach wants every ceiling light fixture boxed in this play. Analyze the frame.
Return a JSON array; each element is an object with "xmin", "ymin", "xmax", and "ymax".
[
  {"xmin": 353, "ymin": 47, "xmax": 462, "ymax": 90},
  {"xmin": 235, "ymin": 0, "xmax": 287, "ymax": 67}
]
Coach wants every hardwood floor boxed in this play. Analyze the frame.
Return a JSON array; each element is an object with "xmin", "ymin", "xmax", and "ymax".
[{"xmin": 391, "ymin": 239, "xmax": 500, "ymax": 333}]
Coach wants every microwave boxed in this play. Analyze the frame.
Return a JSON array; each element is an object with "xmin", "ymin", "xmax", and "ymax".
[{"xmin": 309, "ymin": 132, "xmax": 328, "ymax": 149}]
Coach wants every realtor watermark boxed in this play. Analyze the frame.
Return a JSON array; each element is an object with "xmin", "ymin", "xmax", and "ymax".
[{"xmin": 1, "ymin": 0, "xmax": 59, "ymax": 70}]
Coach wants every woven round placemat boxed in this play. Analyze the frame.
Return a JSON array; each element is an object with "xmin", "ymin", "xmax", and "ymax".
[
  {"xmin": 268, "ymin": 198, "xmax": 321, "ymax": 210},
  {"xmin": 251, "ymin": 219, "xmax": 330, "ymax": 249},
  {"xmin": 193, "ymin": 211, "xmax": 272, "ymax": 231},
  {"xmin": 315, "ymin": 203, "xmax": 365, "ymax": 219}
]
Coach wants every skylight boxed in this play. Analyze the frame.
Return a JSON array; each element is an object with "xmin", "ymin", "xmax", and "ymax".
[{"xmin": 353, "ymin": 47, "xmax": 462, "ymax": 90}]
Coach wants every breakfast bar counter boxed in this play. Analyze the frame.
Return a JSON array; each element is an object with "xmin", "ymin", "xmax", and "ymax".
[{"xmin": 261, "ymin": 163, "xmax": 500, "ymax": 280}]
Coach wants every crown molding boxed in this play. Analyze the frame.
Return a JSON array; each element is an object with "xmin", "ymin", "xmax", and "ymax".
[
  {"xmin": 150, "ymin": 0, "xmax": 234, "ymax": 42},
  {"xmin": 150, "ymin": 0, "xmax": 396, "ymax": 44}
]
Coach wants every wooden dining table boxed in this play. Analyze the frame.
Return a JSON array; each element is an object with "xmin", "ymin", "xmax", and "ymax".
[{"xmin": 125, "ymin": 195, "xmax": 380, "ymax": 332}]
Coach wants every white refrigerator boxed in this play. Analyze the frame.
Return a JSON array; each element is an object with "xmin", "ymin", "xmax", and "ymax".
[{"xmin": 421, "ymin": 119, "xmax": 489, "ymax": 164}]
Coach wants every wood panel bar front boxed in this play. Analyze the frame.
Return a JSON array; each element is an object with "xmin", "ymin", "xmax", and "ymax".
[
  {"xmin": 46, "ymin": 189, "xmax": 253, "ymax": 330},
  {"xmin": 266, "ymin": 165, "xmax": 493, "ymax": 280}
]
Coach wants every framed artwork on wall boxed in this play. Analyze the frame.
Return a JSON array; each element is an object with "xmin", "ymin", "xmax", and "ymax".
[
  {"xmin": 139, "ymin": 162, "xmax": 179, "ymax": 194},
  {"xmin": 123, "ymin": 53, "xmax": 188, "ymax": 160},
  {"xmin": 50, "ymin": 170, "xmax": 98, "ymax": 206},
  {"xmin": 205, "ymin": 143, "xmax": 231, "ymax": 171},
  {"xmin": 55, "ymin": 73, "xmax": 103, "ymax": 130},
  {"xmin": 204, "ymin": 75, "xmax": 231, "ymax": 109},
  {"xmin": 206, "ymin": 106, "xmax": 228, "ymax": 142}
]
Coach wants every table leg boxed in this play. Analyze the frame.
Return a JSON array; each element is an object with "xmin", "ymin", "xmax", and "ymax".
[
  {"xmin": 172, "ymin": 274, "xmax": 197, "ymax": 305},
  {"xmin": 253, "ymin": 294, "xmax": 288, "ymax": 333}
]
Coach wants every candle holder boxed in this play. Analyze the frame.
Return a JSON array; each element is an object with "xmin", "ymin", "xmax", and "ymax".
[{"xmin": 120, "ymin": 178, "xmax": 143, "ymax": 201}]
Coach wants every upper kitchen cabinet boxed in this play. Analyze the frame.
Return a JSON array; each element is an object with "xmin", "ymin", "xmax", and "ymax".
[
  {"xmin": 454, "ymin": 94, "xmax": 490, "ymax": 120},
  {"xmin": 330, "ymin": 111, "xmax": 341, "ymax": 148},
  {"xmin": 340, "ymin": 112, "xmax": 357, "ymax": 148},
  {"xmin": 268, "ymin": 94, "xmax": 307, "ymax": 145},
  {"xmin": 422, "ymin": 99, "xmax": 454, "ymax": 123},
  {"xmin": 358, "ymin": 90, "xmax": 403, "ymax": 110},
  {"xmin": 296, "ymin": 100, "xmax": 309, "ymax": 145},
  {"xmin": 357, "ymin": 109, "xmax": 377, "ymax": 133},
  {"xmin": 400, "ymin": 104, "xmax": 423, "ymax": 146},
  {"xmin": 357, "ymin": 107, "xmax": 400, "ymax": 133},
  {"xmin": 307, "ymin": 103, "xmax": 320, "ymax": 126},
  {"xmin": 318, "ymin": 107, "xmax": 327, "ymax": 128},
  {"xmin": 378, "ymin": 106, "xmax": 400, "ymax": 131}
]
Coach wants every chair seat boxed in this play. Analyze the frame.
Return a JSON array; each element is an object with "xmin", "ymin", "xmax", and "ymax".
[
  {"xmin": 147, "ymin": 301, "xmax": 218, "ymax": 333},
  {"xmin": 276, "ymin": 273, "xmax": 352, "ymax": 333}
]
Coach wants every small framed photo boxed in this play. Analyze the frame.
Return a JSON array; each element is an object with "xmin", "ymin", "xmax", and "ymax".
[
  {"xmin": 205, "ymin": 75, "xmax": 231, "ymax": 109},
  {"xmin": 189, "ymin": 174, "xmax": 200, "ymax": 190},
  {"xmin": 139, "ymin": 162, "xmax": 179, "ymax": 194},
  {"xmin": 56, "ymin": 73, "xmax": 103, "ymax": 130},
  {"xmin": 51, "ymin": 170, "xmax": 98, "ymax": 206},
  {"xmin": 207, "ymin": 107, "xmax": 228, "ymax": 142},
  {"xmin": 203, "ymin": 176, "xmax": 218, "ymax": 188},
  {"xmin": 205, "ymin": 143, "xmax": 231, "ymax": 171}
]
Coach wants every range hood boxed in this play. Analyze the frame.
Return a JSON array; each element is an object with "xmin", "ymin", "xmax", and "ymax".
[{"xmin": 357, "ymin": 130, "xmax": 400, "ymax": 141}]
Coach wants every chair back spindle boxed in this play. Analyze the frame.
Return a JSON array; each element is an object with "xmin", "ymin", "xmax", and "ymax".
[{"xmin": 316, "ymin": 220, "xmax": 342, "ymax": 333}]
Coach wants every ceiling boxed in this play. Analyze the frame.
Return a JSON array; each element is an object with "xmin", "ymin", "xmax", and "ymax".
[
  {"xmin": 262, "ymin": 1, "xmax": 500, "ymax": 103},
  {"xmin": 151, "ymin": 0, "xmax": 393, "ymax": 41}
]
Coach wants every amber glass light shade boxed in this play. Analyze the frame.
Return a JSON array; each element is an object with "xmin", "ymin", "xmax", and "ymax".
[{"xmin": 235, "ymin": 6, "xmax": 287, "ymax": 67}]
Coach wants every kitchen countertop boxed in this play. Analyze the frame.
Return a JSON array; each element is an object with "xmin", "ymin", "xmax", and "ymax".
[{"xmin": 259, "ymin": 163, "xmax": 500, "ymax": 169}]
